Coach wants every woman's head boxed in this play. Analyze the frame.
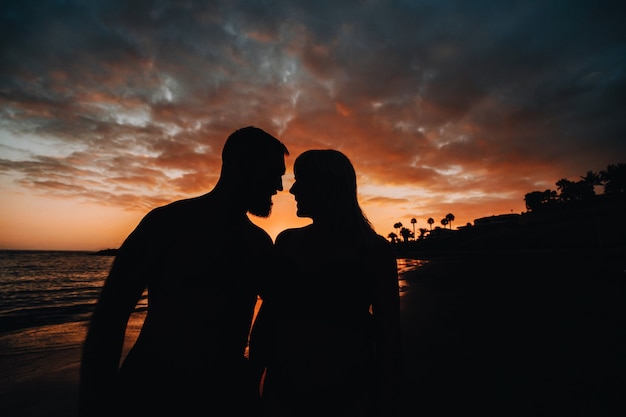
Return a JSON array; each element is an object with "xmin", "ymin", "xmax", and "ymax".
[{"xmin": 290, "ymin": 149, "xmax": 373, "ymax": 235}]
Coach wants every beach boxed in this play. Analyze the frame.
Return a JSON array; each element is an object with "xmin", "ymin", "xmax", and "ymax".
[
  {"xmin": 1, "ymin": 317, "xmax": 146, "ymax": 417},
  {"xmin": 397, "ymin": 249, "xmax": 625, "ymax": 416},
  {"xmin": 1, "ymin": 249, "xmax": 624, "ymax": 416}
]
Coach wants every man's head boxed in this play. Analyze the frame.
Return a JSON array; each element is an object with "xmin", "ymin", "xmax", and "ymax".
[{"xmin": 220, "ymin": 126, "xmax": 289, "ymax": 217}]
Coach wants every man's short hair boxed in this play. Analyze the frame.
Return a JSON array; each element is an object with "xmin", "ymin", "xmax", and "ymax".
[{"xmin": 222, "ymin": 126, "xmax": 289, "ymax": 168}]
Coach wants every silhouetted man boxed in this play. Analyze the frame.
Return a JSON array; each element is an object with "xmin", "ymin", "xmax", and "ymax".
[{"xmin": 79, "ymin": 126, "xmax": 289, "ymax": 416}]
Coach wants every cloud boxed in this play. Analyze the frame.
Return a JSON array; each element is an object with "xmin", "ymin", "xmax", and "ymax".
[{"xmin": 1, "ymin": 0, "xmax": 625, "ymax": 247}]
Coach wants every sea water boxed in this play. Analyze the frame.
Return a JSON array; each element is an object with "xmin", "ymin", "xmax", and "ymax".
[
  {"xmin": 1, "ymin": 250, "xmax": 117, "ymax": 336},
  {"xmin": 0, "ymin": 250, "xmax": 146, "ymax": 391},
  {"xmin": 0, "ymin": 250, "xmax": 423, "ymax": 379}
]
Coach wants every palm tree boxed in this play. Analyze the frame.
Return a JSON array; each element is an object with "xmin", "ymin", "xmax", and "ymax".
[
  {"xmin": 427, "ymin": 217, "xmax": 434, "ymax": 231},
  {"xmin": 556, "ymin": 178, "xmax": 576, "ymax": 202},
  {"xmin": 387, "ymin": 232, "xmax": 398, "ymax": 243},
  {"xmin": 393, "ymin": 222, "xmax": 403, "ymax": 235},
  {"xmin": 581, "ymin": 170, "xmax": 601, "ymax": 191},
  {"xmin": 445, "ymin": 213, "xmax": 455, "ymax": 229},
  {"xmin": 600, "ymin": 162, "xmax": 626, "ymax": 195},
  {"xmin": 440, "ymin": 218, "xmax": 448, "ymax": 228},
  {"xmin": 400, "ymin": 227, "xmax": 413, "ymax": 242},
  {"xmin": 410, "ymin": 218, "xmax": 417, "ymax": 237}
]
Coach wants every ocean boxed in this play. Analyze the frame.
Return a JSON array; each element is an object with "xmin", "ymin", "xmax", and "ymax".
[
  {"xmin": 0, "ymin": 250, "xmax": 151, "ymax": 391},
  {"xmin": 0, "ymin": 250, "xmax": 422, "ymax": 375}
]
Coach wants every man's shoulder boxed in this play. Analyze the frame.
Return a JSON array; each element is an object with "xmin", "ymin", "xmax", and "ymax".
[
  {"xmin": 144, "ymin": 196, "xmax": 192, "ymax": 215},
  {"xmin": 147, "ymin": 194, "xmax": 217, "ymax": 219},
  {"xmin": 246, "ymin": 220, "xmax": 273, "ymax": 244}
]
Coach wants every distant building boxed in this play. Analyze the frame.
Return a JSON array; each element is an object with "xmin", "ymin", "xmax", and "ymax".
[
  {"xmin": 428, "ymin": 226, "xmax": 455, "ymax": 239},
  {"xmin": 473, "ymin": 213, "xmax": 520, "ymax": 227}
]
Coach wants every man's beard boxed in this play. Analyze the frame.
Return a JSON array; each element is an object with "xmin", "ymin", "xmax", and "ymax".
[{"xmin": 248, "ymin": 196, "xmax": 272, "ymax": 218}]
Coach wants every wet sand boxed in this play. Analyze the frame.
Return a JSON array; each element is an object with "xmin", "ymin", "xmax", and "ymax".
[
  {"xmin": 398, "ymin": 249, "xmax": 625, "ymax": 416},
  {"xmin": 2, "ymin": 249, "xmax": 624, "ymax": 416}
]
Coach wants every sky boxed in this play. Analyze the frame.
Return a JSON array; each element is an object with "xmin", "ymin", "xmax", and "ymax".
[{"xmin": 1, "ymin": 0, "xmax": 625, "ymax": 251}]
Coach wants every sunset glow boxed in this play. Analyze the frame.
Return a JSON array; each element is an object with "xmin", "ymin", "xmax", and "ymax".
[{"xmin": 1, "ymin": 1, "xmax": 625, "ymax": 250}]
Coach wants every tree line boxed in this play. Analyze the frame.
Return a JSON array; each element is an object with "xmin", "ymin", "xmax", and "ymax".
[
  {"xmin": 387, "ymin": 162, "xmax": 625, "ymax": 243},
  {"xmin": 523, "ymin": 162, "xmax": 625, "ymax": 211},
  {"xmin": 389, "ymin": 213, "xmax": 456, "ymax": 243}
]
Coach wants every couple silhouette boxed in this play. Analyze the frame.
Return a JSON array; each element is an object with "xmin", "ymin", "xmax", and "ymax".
[{"xmin": 79, "ymin": 126, "xmax": 401, "ymax": 417}]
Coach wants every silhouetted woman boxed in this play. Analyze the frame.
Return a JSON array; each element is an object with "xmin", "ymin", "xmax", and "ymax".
[{"xmin": 249, "ymin": 149, "xmax": 402, "ymax": 417}]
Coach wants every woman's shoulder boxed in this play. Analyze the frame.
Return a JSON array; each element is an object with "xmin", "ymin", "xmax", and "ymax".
[
  {"xmin": 372, "ymin": 232, "xmax": 392, "ymax": 245},
  {"xmin": 365, "ymin": 232, "xmax": 393, "ymax": 250},
  {"xmin": 361, "ymin": 233, "xmax": 396, "ymax": 264}
]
